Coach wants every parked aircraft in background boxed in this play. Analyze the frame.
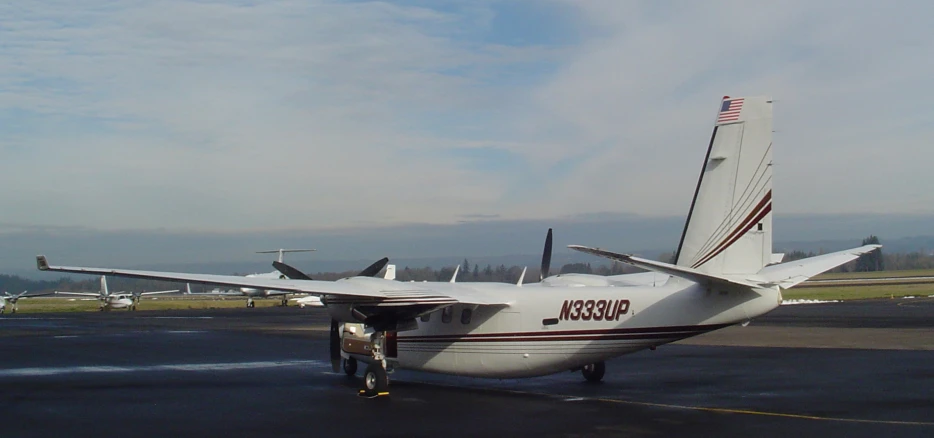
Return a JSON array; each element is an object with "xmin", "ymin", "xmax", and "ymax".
[
  {"xmin": 289, "ymin": 264, "xmax": 397, "ymax": 308},
  {"xmin": 56, "ymin": 276, "xmax": 177, "ymax": 311},
  {"xmin": 37, "ymin": 96, "xmax": 879, "ymax": 397},
  {"xmin": 1, "ymin": 291, "xmax": 53, "ymax": 314},
  {"xmin": 239, "ymin": 249, "xmax": 317, "ymax": 307}
]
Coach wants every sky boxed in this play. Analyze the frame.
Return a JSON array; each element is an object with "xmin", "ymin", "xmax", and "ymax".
[{"xmin": 2, "ymin": 1, "xmax": 933, "ymax": 269}]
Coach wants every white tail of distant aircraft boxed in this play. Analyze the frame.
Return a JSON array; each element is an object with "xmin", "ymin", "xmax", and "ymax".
[{"xmin": 37, "ymin": 95, "xmax": 879, "ymax": 397}]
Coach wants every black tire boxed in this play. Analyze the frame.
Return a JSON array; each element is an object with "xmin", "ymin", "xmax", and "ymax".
[
  {"xmin": 581, "ymin": 361, "xmax": 606, "ymax": 382},
  {"xmin": 343, "ymin": 358, "xmax": 358, "ymax": 376},
  {"xmin": 363, "ymin": 362, "xmax": 388, "ymax": 395}
]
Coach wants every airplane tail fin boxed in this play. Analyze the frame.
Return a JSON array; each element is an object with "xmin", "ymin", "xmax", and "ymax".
[
  {"xmin": 384, "ymin": 265, "xmax": 396, "ymax": 280},
  {"xmin": 256, "ymin": 249, "xmax": 316, "ymax": 263},
  {"xmin": 674, "ymin": 96, "xmax": 773, "ymax": 276},
  {"xmin": 101, "ymin": 276, "xmax": 110, "ymax": 297}
]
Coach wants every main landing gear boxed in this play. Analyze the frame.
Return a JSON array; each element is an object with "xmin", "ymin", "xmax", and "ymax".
[
  {"xmin": 280, "ymin": 297, "xmax": 288, "ymax": 307},
  {"xmin": 247, "ymin": 298, "xmax": 255, "ymax": 308},
  {"xmin": 359, "ymin": 331, "xmax": 390, "ymax": 398},
  {"xmin": 343, "ymin": 357, "xmax": 358, "ymax": 376},
  {"xmin": 581, "ymin": 361, "xmax": 606, "ymax": 383}
]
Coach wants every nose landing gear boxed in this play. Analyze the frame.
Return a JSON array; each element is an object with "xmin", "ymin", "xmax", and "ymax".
[{"xmin": 358, "ymin": 331, "xmax": 390, "ymax": 398}]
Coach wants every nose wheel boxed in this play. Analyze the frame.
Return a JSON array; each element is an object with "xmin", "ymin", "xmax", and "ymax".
[
  {"xmin": 358, "ymin": 331, "xmax": 390, "ymax": 398},
  {"xmin": 360, "ymin": 362, "xmax": 389, "ymax": 398},
  {"xmin": 581, "ymin": 361, "xmax": 606, "ymax": 382}
]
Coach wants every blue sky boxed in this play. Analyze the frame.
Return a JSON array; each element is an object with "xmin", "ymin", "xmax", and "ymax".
[{"xmin": 2, "ymin": 0, "xmax": 933, "ymax": 237}]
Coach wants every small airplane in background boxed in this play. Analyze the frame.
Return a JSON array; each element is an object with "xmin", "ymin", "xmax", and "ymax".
[
  {"xmin": 37, "ymin": 96, "xmax": 880, "ymax": 398},
  {"xmin": 1, "ymin": 291, "xmax": 54, "ymax": 314},
  {"xmin": 56, "ymin": 276, "xmax": 177, "ymax": 311}
]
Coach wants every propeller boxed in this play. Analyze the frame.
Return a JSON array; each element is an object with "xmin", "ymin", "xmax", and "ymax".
[
  {"xmin": 540, "ymin": 228, "xmax": 553, "ymax": 281},
  {"xmin": 272, "ymin": 261, "xmax": 313, "ymax": 280},
  {"xmin": 357, "ymin": 257, "xmax": 390, "ymax": 278},
  {"xmin": 273, "ymin": 257, "xmax": 390, "ymax": 280}
]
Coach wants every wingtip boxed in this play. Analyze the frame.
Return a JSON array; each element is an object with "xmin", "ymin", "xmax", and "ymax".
[{"xmin": 36, "ymin": 255, "xmax": 49, "ymax": 271}]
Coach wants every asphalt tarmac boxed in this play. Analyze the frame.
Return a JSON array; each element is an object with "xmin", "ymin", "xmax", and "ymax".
[{"xmin": 1, "ymin": 299, "xmax": 932, "ymax": 438}]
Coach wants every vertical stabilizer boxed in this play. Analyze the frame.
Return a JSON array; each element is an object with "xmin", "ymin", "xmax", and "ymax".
[
  {"xmin": 384, "ymin": 265, "xmax": 396, "ymax": 281},
  {"xmin": 675, "ymin": 96, "xmax": 773, "ymax": 275},
  {"xmin": 256, "ymin": 249, "xmax": 316, "ymax": 263},
  {"xmin": 100, "ymin": 276, "xmax": 110, "ymax": 297}
]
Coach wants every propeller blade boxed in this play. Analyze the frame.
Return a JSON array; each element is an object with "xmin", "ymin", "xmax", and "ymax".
[
  {"xmin": 540, "ymin": 228, "xmax": 553, "ymax": 281},
  {"xmin": 358, "ymin": 257, "xmax": 390, "ymax": 278},
  {"xmin": 272, "ymin": 261, "xmax": 314, "ymax": 280},
  {"xmin": 329, "ymin": 319, "xmax": 341, "ymax": 373}
]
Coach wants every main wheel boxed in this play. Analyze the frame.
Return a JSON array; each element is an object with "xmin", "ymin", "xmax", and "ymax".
[
  {"xmin": 581, "ymin": 361, "xmax": 606, "ymax": 382},
  {"xmin": 363, "ymin": 362, "xmax": 388, "ymax": 395},
  {"xmin": 343, "ymin": 358, "xmax": 358, "ymax": 376}
]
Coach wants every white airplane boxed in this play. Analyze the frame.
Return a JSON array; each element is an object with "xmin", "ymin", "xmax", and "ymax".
[
  {"xmin": 56, "ymin": 276, "xmax": 178, "ymax": 311},
  {"xmin": 36, "ymin": 96, "xmax": 879, "ymax": 398},
  {"xmin": 1, "ymin": 291, "xmax": 53, "ymax": 314},
  {"xmin": 238, "ymin": 249, "xmax": 317, "ymax": 308},
  {"xmin": 289, "ymin": 265, "xmax": 397, "ymax": 308}
]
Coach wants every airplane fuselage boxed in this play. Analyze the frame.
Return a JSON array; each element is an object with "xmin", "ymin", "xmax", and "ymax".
[
  {"xmin": 241, "ymin": 271, "xmax": 288, "ymax": 298},
  {"xmin": 102, "ymin": 294, "xmax": 134, "ymax": 310},
  {"xmin": 331, "ymin": 279, "xmax": 781, "ymax": 379}
]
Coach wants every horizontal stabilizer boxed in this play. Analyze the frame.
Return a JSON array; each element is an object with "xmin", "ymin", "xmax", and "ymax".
[
  {"xmin": 755, "ymin": 245, "xmax": 882, "ymax": 289},
  {"xmin": 568, "ymin": 245, "xmax": 761, "ymax": 289}
]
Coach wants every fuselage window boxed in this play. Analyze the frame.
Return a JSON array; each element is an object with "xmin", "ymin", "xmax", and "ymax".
[
  {"xmin": 420, "ymin": 312, "xmax": 431, "ymax": 322},
  {"xmin": 442, "ymin": 307, "xmax": 453, "ymax": 323},
  {"xmin": 460, "ymin": 308, "xmax": 472, "ymax": 325}
]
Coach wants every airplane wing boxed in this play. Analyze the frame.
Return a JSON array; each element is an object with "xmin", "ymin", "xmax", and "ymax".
[
  {"xmin": 19, "ymin": 292, "xmax": 55, "ymax": 298},
  {"xmin": 567, "ymin": 245, "xmax": 762, "ymax": 289},
  {"xmin": 138, "ymin": 290, "xmax": 179, "ymax": 296},
  {"xmin": 755, "ymin": 245, "xmax": 882, "ymax": 289},
  {"xmin": 55, "ymin": 291, "xmax": 102, "ymax": 297},
  {"xmin": 37, "ymin": 256, "xmax": 509, "ymax": 306}
]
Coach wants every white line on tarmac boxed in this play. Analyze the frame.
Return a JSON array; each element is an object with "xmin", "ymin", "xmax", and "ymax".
[
  {"xmin": 141, "ymin": 316, "xmax": 215, "ymax": 320},
  {"xmin": 0, "ymin": 360, "xmax": 325, "ymax": 378}
]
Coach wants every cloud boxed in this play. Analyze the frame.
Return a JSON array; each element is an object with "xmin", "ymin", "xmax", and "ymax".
[{"xmin": 1, "ymin": 1, "xmax": 932, "ymax": 235}]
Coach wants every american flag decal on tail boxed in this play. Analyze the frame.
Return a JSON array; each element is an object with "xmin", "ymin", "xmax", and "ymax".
[{"xmin": 717, "ymin": 98, "xmax": 744, "ymax": 123}]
